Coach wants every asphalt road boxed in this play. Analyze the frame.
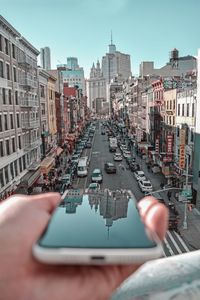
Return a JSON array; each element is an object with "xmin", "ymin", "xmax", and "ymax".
[{"xmin": 74, "ymin": 125, "xmax": 144, "ymax": 200}]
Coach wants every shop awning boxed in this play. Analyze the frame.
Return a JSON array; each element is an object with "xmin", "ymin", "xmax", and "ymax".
[
  {"xmin": 20, "ymin": 169, "xmax": 41, "ymax": 187},
  {"xmin": 55, "ymin": 147, "xmax": 63, "ymax": 156},
  {"xmin": 40, "ymin": 157, "xmax": 55, "ymax": 174},
  {"xmin": 138, "ymin": 143, "xmax": 152, "ymax": 149},
  {"xmin": 66, "ymin": 134, "xmax": 76, "ymax": 141}
]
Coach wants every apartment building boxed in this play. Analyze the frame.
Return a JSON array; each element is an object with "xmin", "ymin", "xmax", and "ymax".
[{"xmin": 0, "ymin": 16, "xmax": 41, "ymax": 198}]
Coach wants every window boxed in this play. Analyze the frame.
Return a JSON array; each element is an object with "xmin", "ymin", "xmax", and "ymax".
[
  {"xmin": 0, "ymin": 34, "xmax": 2, "ymax": 52},
  {"xmin": 170, "ymin": 100, "xmax": 172, "ymax": 110},
  {"xmin": 23, "ymin": 155, "xmax": 26, "ymax": 170},
  {"xmin": 6, "ymin": 64, "xmax": 10, "ymax": 80},
  {"xmin": 15, "ymin": 91, "xmax": 18, "ymax": 105},
  {"xmin": 0, "ymin": 169, "xmax": 4, "ymax": 188},
  {"xmin": 13, "ymin": 67, "xmax": 17, "ymax": 82},
  {"xmin": 0, "ymin": 61, "xmax": 4, "ymax": 78},
  {"xmin": 8, "ymin": 89, "xmax": 12, "ymax": 105},
  {"xmin": 5, "ymin": 38, "xmax": 9, "ymax": 55},
  {"xmin": 178, "ymin": 104, "xmax": 180, "ymax": 116},
  {"xmin": 0, "ymin": 115, "xmax": 2, "ymax": 132},
  {"xmin": 19, "ymin": 157, "xmax": 22, "ymax": 172},
  {"xmin": 12, "ymin": 137, "xmax": 15, "ymax": 153},
  {"xmin": 12, "ymin": 44, "xmax": 16, "ymax": 59},
  {"xmin": 10, "ymin": 114, "xmax": 14, "ymax": 129},
  {"xmin": 0, "ymin": 141, "xmax": 3, "ymax": 157},
  {"xmin": 182, "ymin": 104, "xmax": 184, "ymax": 116},
  {"xmin": 187, "ymin": 103, "xmax": 189, "ymax": 117},
  {"xmin": 2, "ymin": 88, "xmax": 6, "ymax": 104},
  {"xmin": 4, "ymin": 166, "xmax": 9, "ymax": 184},
  {"xmin": 40, "ymin": 85, "xmax": 45, "ymax": 97},
  {"xmin": 173, "ymin": 99, "xmax": 175, "ymax": 110},
  {"xmin": 4, "ymin": 115, "xmax": 8, "ymax": 131},
  {"xmin": 6, "ymin": 139, "xmax": 10, "ymax": 155},
  {"xmin": 14, "ymin": 160, "xmax": 18, "ymax": 176},
  {"xmin": 10, "ymin": 163, "xmax": 14, "ymax": 179},
  {"xmin": 177, "ymin": 127, "xmax": 180, "ymax": 137},
  {"xmin": 18, "ymin": 135, "xmax": 21, "ymax": 149},
  {"xmin": 17, "ymin": 114, "xmax": 20, "ymax": 128},
  {"xmin": 192, "ymin": 103, "xmax": 194, "ymax": 117}
]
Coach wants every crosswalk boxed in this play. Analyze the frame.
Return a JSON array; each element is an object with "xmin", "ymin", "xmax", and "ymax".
[{"xmin": 162, "ymin": 230, "xmax": 191, "ymax": 257}]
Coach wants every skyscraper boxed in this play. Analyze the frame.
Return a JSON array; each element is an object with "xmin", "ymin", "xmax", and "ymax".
[
  {"xmin": 40, "ymin": 47, "xmax": 51, "ymax": 70},
  {"xmin": 102, "ymin": 35, "xmax": 132, "ymax": 83}
]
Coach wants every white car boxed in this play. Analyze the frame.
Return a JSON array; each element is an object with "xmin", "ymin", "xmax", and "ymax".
[
  {"xmin": 134, "ymin": 170, "xmax": 146, "ymax": 181},
  {"xmin": 138, "ymin": 179, "xmax": 153, "ymax": 192},
  {"xmin": 86, "ymin": 183, "xmax": 100, "ymax": 193},
  {"xmin": 91, "ymin": 168, "xmax": 103, "ymax": 183},
  {"xmin": 113, "ymin": 153, "xmax": 123, "ymax": 161},
  {"xmin": 123, "ymin": 150, "xmax": 131, "ymax": 158}
]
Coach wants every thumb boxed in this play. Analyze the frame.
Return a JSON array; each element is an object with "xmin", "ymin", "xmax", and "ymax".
[{"xmin": 28, "ymin": 192, "xmax": 61, "ymax": 214}]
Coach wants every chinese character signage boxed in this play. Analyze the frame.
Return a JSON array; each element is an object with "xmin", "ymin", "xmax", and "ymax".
[
  {"xmin": 166, "ymin": 134, "xmax": 173, "ymax": 155},
  {"xmin": 155, "ymin": 138, "xmax": 159, "ymax": 154},
  {"xmin": 179, "ymin": 129, "xmax": 186, "ymax": 169}
]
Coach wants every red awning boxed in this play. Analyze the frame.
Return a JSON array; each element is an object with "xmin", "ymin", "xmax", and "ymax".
[
  {"xmin": 55, "ymin": 147, "xmax": 63, "ymax": 156},
  {"xmin": 66, "ymin": 134, "xmax": 75, "ymax": 141}
]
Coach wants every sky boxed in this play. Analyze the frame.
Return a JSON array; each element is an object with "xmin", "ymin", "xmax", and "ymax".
[{"xmin": 1, "ymin": 0, "xmax": 200, "ymax": 77}]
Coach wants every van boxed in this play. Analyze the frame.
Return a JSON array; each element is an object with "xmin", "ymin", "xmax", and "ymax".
[{"xmin": 77, "ymin": 157, "xmax": 88, "ymax": 177}]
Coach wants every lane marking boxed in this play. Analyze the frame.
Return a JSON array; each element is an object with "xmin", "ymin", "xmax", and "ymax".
[
  {"xmin": 163, "ymin": 237, "xmax": 174, "ymax": 256},
  {"xmin": 173, "ymin": 231, "xmax": 190, "ymax": 252},
  {"xmin": 164, "ymin": 237, "xmax": 175, "ymax": 256},
  {"xmin": 167, "ymin": 231, "xmax": 182, "ymax": 254}
]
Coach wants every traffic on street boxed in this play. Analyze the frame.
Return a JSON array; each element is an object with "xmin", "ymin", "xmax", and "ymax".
[{"xmin": 61, "ymin": 119, "xmax": 192, "ymax": 258}]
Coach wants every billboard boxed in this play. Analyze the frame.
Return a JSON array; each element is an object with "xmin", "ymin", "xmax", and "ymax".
[{"xmin": 179, "ymin": 129, "xmax": 186, "ymax": 169}]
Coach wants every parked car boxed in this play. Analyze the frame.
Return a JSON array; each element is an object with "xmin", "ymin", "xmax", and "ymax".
[
  {"xmin": 71, "ymin": 154, "xmax": 79, "ymax": 164},
  {"xmin": 134, "ymin": 170, "xmax": 146, "ymax": 181},
  {"xmin": 113, "ymin": 152, "xmax": 123, "ymax": 161},
  {"xmin": 151, "ymin": 164, "xmax": 160, "ymax": 174},
  {"xmin": 86, "ymin": 141, "xmax": 92, "ymax": 148},
  {"xmin": 91, "ymin": 168, "xmax": 103, "ymax": 183},
  {"xmin": 130, "ymin": 163, "xmax": 140, "ymax": 172},
  {"xmin": 87, "ymin": 182, "xmax": 100, "ymax": 192},
  {"xmin": 138, "ymin": 179, "xmax": 153, "ymax": 192},
  {"xmin": 104, "ymin": 162, "xmax": 117, "ymax": 174}
]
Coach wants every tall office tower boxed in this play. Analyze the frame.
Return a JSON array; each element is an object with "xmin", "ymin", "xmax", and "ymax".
[
  {"xmin": 102, "ymin": 35, "xmax": 132, "ymax": 84},
  {"xmin": 40, "ymin": 47, "xmax": 51, "ymax": 70},
  {"xmin": 67, "ymin": 57, "xmax": 78, "ymax": 70}
]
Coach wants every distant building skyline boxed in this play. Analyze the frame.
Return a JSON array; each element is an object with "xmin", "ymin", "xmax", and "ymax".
[{"xmin": 40, "ymin": 47, "xmax": 51, "ymax": 70}]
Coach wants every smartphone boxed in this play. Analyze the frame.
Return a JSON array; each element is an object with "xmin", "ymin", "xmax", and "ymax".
[{"xmin": 33, "ymin": 189, "xmax": 163, "ymax": 265}]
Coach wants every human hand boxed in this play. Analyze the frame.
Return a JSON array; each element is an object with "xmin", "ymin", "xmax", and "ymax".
[{"xmin": 0, "ymin": 193, "xmax": 168, "ymax": 300}]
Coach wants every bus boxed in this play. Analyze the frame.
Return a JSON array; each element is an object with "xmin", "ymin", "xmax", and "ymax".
[{"xmin": 77, "ymin": 157, "xmax": 88, "ymax": 177}]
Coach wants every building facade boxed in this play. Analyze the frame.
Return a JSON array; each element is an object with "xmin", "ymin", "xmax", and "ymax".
[{"xmin": 0, "ymin": 16, "xmax": 41, "ymax": 198}]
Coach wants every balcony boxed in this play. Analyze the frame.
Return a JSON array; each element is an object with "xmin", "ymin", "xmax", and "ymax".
[
  {"xmin": 19, "ymin": 75, "xmax": 38, "ymax": 89},
  {"xmin": 24, "ymin": 140, "xmax": 41, "ymax": 151},
  {"xmin": 20, "ymin": 96, "xmax": 39, "ymax": 107},
  {"xmin": 18, "ymin": 53, "xmax": 37, "ymax": 69},
  {"xmin": 21, "ymin": 119, "xmax": 40, "ymax": 129}
]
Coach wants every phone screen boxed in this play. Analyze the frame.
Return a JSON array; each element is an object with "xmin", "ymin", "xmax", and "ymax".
[{"xmin": 38, "ymin": 190, "xmax": 157, "ymax": 249}]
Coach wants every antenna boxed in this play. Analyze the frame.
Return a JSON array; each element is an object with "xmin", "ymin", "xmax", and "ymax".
[{"xmin": 111, "ymin": 30, "xmax": 113, "ymax": 45}]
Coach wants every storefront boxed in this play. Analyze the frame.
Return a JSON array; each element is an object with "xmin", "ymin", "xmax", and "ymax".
[
  {"xmin": 65, "ymin": 134, "xmax": 76, "ymax": 153},
  {"xmin": 40, "ymin": 157, "xmax": 55, "ymax": 175}
]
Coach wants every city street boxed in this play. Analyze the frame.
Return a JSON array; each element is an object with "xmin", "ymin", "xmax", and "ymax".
[{"xmin": 72, "ymin": 123, "xmax": 192, "ymax": 257}]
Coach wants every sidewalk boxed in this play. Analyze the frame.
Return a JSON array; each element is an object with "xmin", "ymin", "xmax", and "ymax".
[{"xmin": 137, "ymin": 155, "xmax": 200, "ymax": 250}]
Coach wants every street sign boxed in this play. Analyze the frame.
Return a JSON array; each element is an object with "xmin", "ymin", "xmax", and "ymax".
[{"xmin": 181, "ymin": 189, "xmax": 192, "ymax": 199}]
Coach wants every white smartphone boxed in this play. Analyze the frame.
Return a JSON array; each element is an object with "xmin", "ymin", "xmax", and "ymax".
[{"xmin": 33, "ymin": 189, "xmax": 163, "ymax": 265}]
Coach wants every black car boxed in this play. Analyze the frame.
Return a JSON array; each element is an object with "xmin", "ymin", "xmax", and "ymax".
[
  {"xmin": 86, "ymin": 141, "xmax": 92, "ymax": 148},
  {"xmin": 104, "ymin": 162, "xmax": 117, "ymax": 174}
]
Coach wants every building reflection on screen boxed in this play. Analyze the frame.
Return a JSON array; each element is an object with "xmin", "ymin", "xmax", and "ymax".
[{"xmin": 88, "ymin": 189, "xmax": 129, "ymax": 229}]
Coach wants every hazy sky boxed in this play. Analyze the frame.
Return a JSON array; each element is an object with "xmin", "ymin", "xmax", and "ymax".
[{"xmin": 1, "ymin": 0, "xmax": 200, "ymax": 77}]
